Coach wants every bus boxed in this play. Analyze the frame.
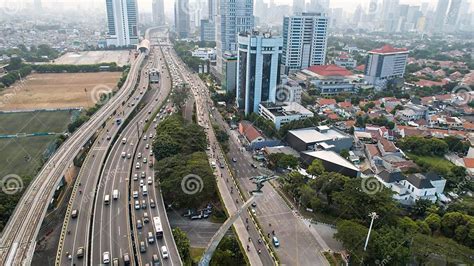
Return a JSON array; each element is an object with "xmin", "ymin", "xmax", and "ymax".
[
  {"xmin": 142, "ymin": 185, "xmax": 148, "ymax": 196},
  {"xmin": 153, "ymin": 216, "xmax": 163, "ymax": 238}
]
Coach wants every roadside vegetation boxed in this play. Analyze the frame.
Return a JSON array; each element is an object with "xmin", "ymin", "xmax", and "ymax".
[{"xmin": 280, "ymin": 159, "xmax": 474, "ymax": 264}]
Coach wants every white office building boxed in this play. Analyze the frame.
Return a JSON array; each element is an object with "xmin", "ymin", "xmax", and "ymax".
[
  {"xmin": 364, "ymin": 44, "xmax": 409, "ymax": 89},
  {"xmin": 282, "ymin": 12, "xmax": 329, "ymax": 74},
  {"xmin": 237, "ymin": 32, "xmax": 283, "ymax": 115},
  {"xmin": 216, "ymin": 0, "xmax": 254, "ymax": 74},
  {"xmin": 105, "ymin": 0, "xmax": 139, "ymax": 47},
  {"xmin": 259, "ymin": 102, "xmax": 314, "ymax": 129}
]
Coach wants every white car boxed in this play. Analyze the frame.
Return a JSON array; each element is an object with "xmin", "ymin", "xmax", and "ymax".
[
  {"xmin": 145, "ymin": 144, "xmax": 150, "ymax": 149},
  {"xmin": 103, "ymin": 252, "xmax": 110, "ymax": 264},
  {"xmin": 140, "ymin": 180, "xmax": 144, "ymax": 187},
  {"xmin": 135, "ymin": 162, "xmax": 140, "ymax": 169},
  {"xmin": 133, "ymin": 191, "xmax": 138, "ymax": 198},
  {"xmin": 143, "ymin": 158, "xmax": 147, "ymax": 163},
  {"xmin": 133, "ymin": 174, "xmax": 138, "ymax": 181},
  {"xmin": 121, "ymin": 152, "xmax": 126, "ymax": 158},
  {"xmin": 137, "ymin": 153, "xmax": 142, "ymax": 159},
  {"xmin": 147, "ymin": 176, "xmax": 152, "ymax": 185}
]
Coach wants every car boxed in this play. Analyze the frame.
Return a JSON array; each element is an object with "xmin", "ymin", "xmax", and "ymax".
[
  {"xmin": 150, "ymin": 199, "xmax": 156, "ymax": 208},
  {"xmin": 71, "ymin": 209, "xmax": 78, "ymax": 219},
  {"xmin": 191, "ymin": 214, "xmax": 202, "ymax": 220},
  {"xmin": 149, "ymin": 161, "xmax": 153, "ymax": 167},
  {"xmin": 141, "ymin": 171, "xmax": 146, "ymax": 178},
  {"xmin": 147, "ymin": 176, "xmax": 152, "ymax": 185},
  {"xmin": 161, "ymin": 246, "xmax": 169, "ymax": 259},
  {"xmin": 145, "ymin": 144, "xmax": 150, "ymax": 149},
  {"xmin": 251, "ymin": 163, "xmax": 257, "ymax": 168},
  {"xmin": 219, "ymin": 163, "xmax": 224, "ymax": 169},
  {"xmin": 140, "ymin": 180, "xmax": 144, "ymax": 187},
  {"xmin": 112, "ymin": 258, "xmax": 119, "ymax": 266},
  {"xmin": 133, "ymin": 191, "xmax": 138, "ymax": 198},
  {"xmin": 140, "ymin": 241, "xmax": 147, "ymax": 253},
  {"xmin": 272, "ymin": 236, "xmax": 280, "ymax": 248},
  {"xmin": 127, "ymin": 153, "xmax": 131, "ymax": 159},
  {"xmin": 137, "ymin": 153, "xmax": 142, "ymax": 159},
  {"xmin": 149, "ymin": 133, "xmax": 153, "ymax": 138},
  {"xmin": 143, "ymin": 158, "xmax": 147, "ymax": 163},
  {"xmin": 232, "ymin": 158, "xmax": 237, "ymax": 162},
  {"xmin": 135, "ymin": 200, "xmax": 140, "ymax": 210},
  {"xmin": 123, "ymin": 253, "xmax": 130, "ymax": 265},
  {"xmin": 152, "ymin": 254, "xmax": 160, "ymax": 265},
  {"xmin": 143, "ymin": 135, "xmax": 147, "ymax": 140},
  {"xmin": 142, "ymin": 200, "xmax": 147, "ymax": 209},
  {"xmin": 136, "ymin": 219, "xmax": 143, "ymax": 229},
  {"xmin": 103, "ymin": 251, "xmax": 110, "ymax": 264},
  {"xmin": 76, "ymin": 247, "xmax": 84, "ymax": 258},
  {"xmin": 148, "ymin": 232, "xmax": 155, "ymax": 243},
  {"xmin": 143, "ymin": 212, "xmax": 149, "ymax": 223},
  {"xmin": 133, "ymin": 174, "xmax": 138, "ymax": 181},
  {"xmin": 106, "ymin": 135, "xmax": 111, "ymax": 140},
  {"xmin": 135, "ymin": 162, "xmax": 140, "ymax": 169},
  {"xmin": 121, "ymin": 152, "xmax": 126, "ymax": 158}
]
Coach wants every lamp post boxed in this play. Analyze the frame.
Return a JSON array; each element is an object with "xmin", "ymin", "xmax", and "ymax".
[{"xmin": 364, "ymin": 212, "xmax": 378, "ymax": 251}]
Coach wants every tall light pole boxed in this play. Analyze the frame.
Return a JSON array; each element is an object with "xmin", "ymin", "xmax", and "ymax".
[{"xmin": 364, "ymin": 212, "xmax": 378, "ymax": 251}]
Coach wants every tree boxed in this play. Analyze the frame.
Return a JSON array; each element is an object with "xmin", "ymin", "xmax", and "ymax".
[
  {"xmin": 210, "ymin": 236, "xmax": 245, "ymax": 266},
  {"xmin": 411, "ymin": 199, "xmax": 432, "ymax": 217},
  {"xmin": 172, "ymin": 227, "xmax": 192, "ymax": 265},
  {"xmin": 307, "ymin": 159, "xmax": 325, "ymax": 176},
  {"xmin": 339, "ymin": 149, "xmax": 350, "ymax": 159},
  {"xmin": 267, "ymin": 153, "xmax": 299, "ymax": 170},
  {"xmin": 334, "ymin": 220, "xmax": 371, "ymax": 264},
  {"xmin": 424, "ymin": 213, "xmax": 441, "ymax": 234}
]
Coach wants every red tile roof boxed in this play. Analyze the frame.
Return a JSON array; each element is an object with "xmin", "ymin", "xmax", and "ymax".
[
  {"xmin": 338, "ymin": 101, "xmax": 352, "ymax": 109},
  {"xmin": 369, "ymin": 44, "xmax": 408, "ymax": 54},
  {"xmin": 355, "ymin": 64, "xmax": 365, "ymax": 72},
  {"xmin": 307, "ymin": 64, "xmax": 353, "ymax": 77},
  {"xmin": 239, "ymin": 121, "xmax": 263, "ymax": 142},
  {"xmin": 318, "ymin": 98, "xmax": 337, "ymax": 106},
  {"xmin": 464, "ymin": 158, "xmax": 474, "ymax": 168}
]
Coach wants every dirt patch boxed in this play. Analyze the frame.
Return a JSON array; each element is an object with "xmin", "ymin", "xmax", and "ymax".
[
  {"xmin": 0, "ymin": 72, "xmax": 121, "ymax": 111},
  {"xmin": 54, "ymin": 50, "xmax": 131, "ymax": 66}
]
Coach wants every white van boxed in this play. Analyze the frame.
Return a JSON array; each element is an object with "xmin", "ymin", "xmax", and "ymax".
[
  {"xmin": 161, "ymin": 246, "xmax": 169, "ymax": 259},
  {"xmin": 113, "ymin": 189, "xmax": 119, "ymax": 200},
  {"xmin": 104, "ymin": 195, "xmax": 110, "ymax": 205},
  {"xmin": 103, "ymin": 251, "xmax": 110, "ymax": 264}
]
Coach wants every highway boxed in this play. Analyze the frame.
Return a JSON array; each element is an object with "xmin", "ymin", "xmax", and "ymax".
[
  {"xmin": 0, "ymin": 47, "xmax": 146, "ymax": 265},
  {"xmin": 90, "ymin": 33, "xmax": 180, "ymax": 265},
  {"xmin": 164, "ymin": 42, "xmax": 272, "ymax": 265}
]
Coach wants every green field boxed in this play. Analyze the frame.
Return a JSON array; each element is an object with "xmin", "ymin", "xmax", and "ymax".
[
  {"xmin": 407, "ymin": 153, "xmax": 455, "ymax": 174},
  {"xmin": 0, "ymin": 110, "xmax": 75, "ymax": 135},
  {"xmin": 0, "ymin": 110, "xmax": 72, "ymax": 178}
]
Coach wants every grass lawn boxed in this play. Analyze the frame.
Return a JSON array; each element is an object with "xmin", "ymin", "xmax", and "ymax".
[
  {"xmin": 0, "ymin": 110, "xmax": 74, "ymax": 135},
  {"xmin": 190, "ymin": 247, "xmax": 205, "ymax": 263},
  {"xmin": 0, "ymin": 135, "xmax": 57, "ymax": 179},
  {"xmin": 406, "ymin": 153, "xmax": 454, "ymax": 174}
]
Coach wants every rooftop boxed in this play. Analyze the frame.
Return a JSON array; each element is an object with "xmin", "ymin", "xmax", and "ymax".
[
  {"xmin": 288, "ymin": 127, "xmax": 350, "ymax": 144},
  {"xmin": 307, "ymin": 64, "xmax": 353, "ymax": 77},
  {"xmin": 369, "ymin": 44, "xmax": 408, "ymax": 54},
  {"xmin": 303, "ymin": 150, "xmax": 359, "ymax": 172}
]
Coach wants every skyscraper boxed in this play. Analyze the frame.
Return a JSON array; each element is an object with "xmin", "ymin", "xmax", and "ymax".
[
  {"xmin": 152, "ymin": 0, "xmax": 165, "ymax": 26},
  {"xmin": 433, "ymin": 0, "xmax": 450, "ymax": 29},
  {"xmin": 208, "ymin": 0, "xmax": 217, "ymax": 22},
  {"xmin": 282, "ymin": 12, "xmax": 329, "ymax": 74},
  {"xmin": 293, "ymin": 0, "xmax": 305, "ymax": 14},
  {"xmin": 446, "ymin": 0, "xmax": 462, "ymax": 26},
  {"xmin": 236, "ymin": 32, "xmax": 283, "ymax": 114},
  {"xmin": 106, "ymin": 0, "xmax": 139, "ymax": 47},
  {"xmin": 215, "ymin": 0, "xmax": 254, "ymax": 74},
  {"xmin": 175, "ymin": 0, "xmax": 190, "ymax": 38}
]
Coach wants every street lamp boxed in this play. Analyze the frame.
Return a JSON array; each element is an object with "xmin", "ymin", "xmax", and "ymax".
[{"xmin": 364, "ymin": 212, "xmax": 378, "ymax": 251}]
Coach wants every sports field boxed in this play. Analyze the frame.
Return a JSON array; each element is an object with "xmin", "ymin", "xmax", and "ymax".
[
  {"xmin": 0, "ymin": 72, "xmax": 121, "ymax": 111},
  {"xmin": 0, "ymin": 110, "xmax": 73, "ymax": 178},
  {"xmin": 54, "ymin": 50, "xmax": 131, "ymax": 66}
]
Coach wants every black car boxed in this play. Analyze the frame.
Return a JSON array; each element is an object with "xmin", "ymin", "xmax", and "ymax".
[
  {"xmin": 251, "ymin": 163, "xmax": 257, "ymax": 168},
  {"xmin": 251, "ymin": 202, "xmax": 257, "ymax": 207}
]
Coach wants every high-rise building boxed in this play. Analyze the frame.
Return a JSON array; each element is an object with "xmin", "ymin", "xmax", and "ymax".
[
  {"xmin": 293, "ymin": 0, "xmax": 305, "ymax": 14},
  {"xmin": 446, "ymin": 0, "xmax": 462, "ymax": 26},
  {"xmin": 282, "ymin": 12, "xmax": 329, "ymax": 74},
  {"xmin": 215, "ymin": 0, "xmax": 254, "ymax": 74},
  {"xmin": 309, "ymin": 0, "xmax": 330, "ymax": 12},
  {"xmin": 364, "ymin": 45, "xmax": 409, "ymax": 89},
  {"xmin": 175, "ymin": 0, "xmax": 190, "ymax": 38},
  {"xmin": 208, "ymin": 0, "xmax": 217, "ymax": 22},
  {"xmin": 433, "ymin": 0, "xmax": 450, "ymax": 29},
  {"xmin": 353, "ymin": 5, "xmax": 363, "ymax": 26},
  {"xmin": 200, "ymin": 19, "xmax": 215, "ymax": 42},
  {"xmin": 152, "ymin": 0, "xmax": 165, "ymax": 26},
  {"xmin": 106, "ymin": 0, "xmax": 139, "ymax": 47},
  {"xmin": 236, "ymin": 32, "xmax": 283, "ymax": 115}
]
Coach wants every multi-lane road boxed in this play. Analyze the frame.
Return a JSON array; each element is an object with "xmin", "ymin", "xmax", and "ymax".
[{"xmin": 1, "ymin": 46, "xmax": 146, "ymax": 265}]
